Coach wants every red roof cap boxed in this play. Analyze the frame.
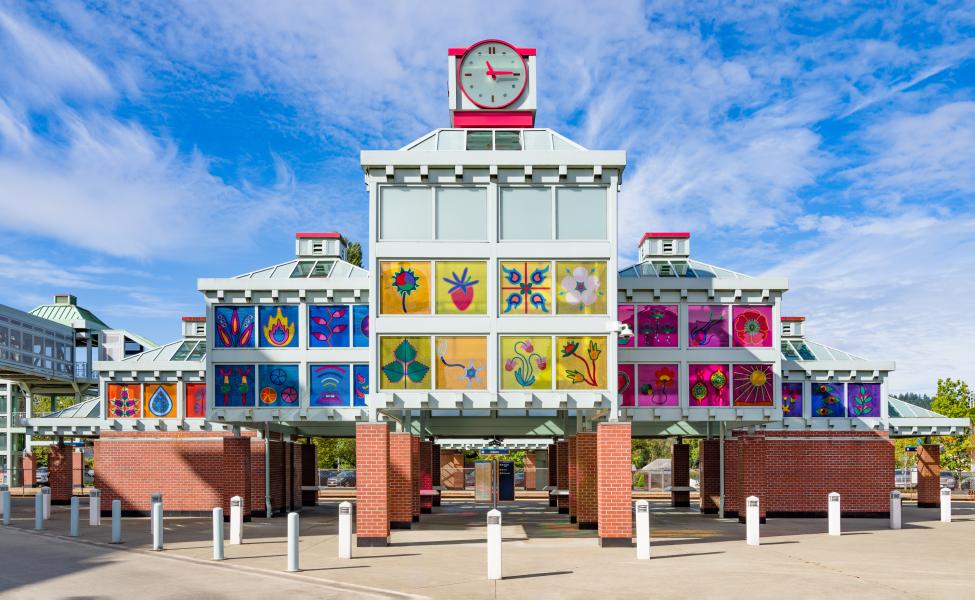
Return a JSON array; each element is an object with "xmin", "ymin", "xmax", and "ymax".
[
  {"xmin": 781, "ymin": 316, "xmax": 806, "ymax": 322},
  {"xmin": 295, "ymin": 232, "xmax": 343, "ymax": 240},
  {"xmin": 448, "ymin": 40, "xmax": 535, "ymax": 57},
  {"xmin": 638, "ymin": 232, "xmax": 691, "ymax": 246},
  {"xmin": 181, "ymin": 316, "xmax": 206, "ymax": 322}
]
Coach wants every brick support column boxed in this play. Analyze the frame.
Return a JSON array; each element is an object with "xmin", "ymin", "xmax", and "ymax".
[
  {"xmin": 917, "ymin": 444, "xmax": 941, "ymax": 508},
  {"xmin": 576, "ymin": 432, "xmax": 598, "ymax": 529},
  {"xmin": 524, "ymin": 451, "xmax": 537, "ymax": 490},
  {"xmin": 442, "ymin": 450, "xmax": 464, "ymax": 489},
  {"xmin": 21, "ymin": 454, "xmax": 36, "ymax": 487},
  {"xmin": 301, "ymin": 443, "xmax": 317, "ymax": 506},
  {"xmin": 388, "ymin": 432, "xmax": 414, "ymax": 529},
  {"xmin": 410, "ymin": 435, "xmax": 420, "ymax": 522},
  {"xmin": 597, "ymin": 422, "xmax": 632, "ymax": 546},
  {"xmin": 72, "ymin": 450, "xmax": 84, "ymax": 487},
  {"xmin": 737, "ymin": 435, "xmax": 767, "ymax": 523},
  {"xmin": 222, "ymin": 436, "xmax": 252, "ymax": 519},
  {"xmin": 671, "ymin": 443, "xmax": 690, "ymax": 507},
  {"xmin": 291, "ymin": 442, "xmax": 302, "ymax": 512},
  {"xmin": 48, "ymin": 443, "xmax": 74, "ymax": 504},
  {"xmin": 548, "ymin": 444, "xmax": 558, "ymax": 507},
  {"xmin": 431, "ymin": 444, "xmax": 442, "ymax": 506},
  {"xmin": 419, "ymin": 440, "xmax": 433, "ymax": 513},
  {"xmin": 568, "ymin": 436, "xmax": 578, "ymax": 522},
  {"xmin": 356, "ymin": 423, "xmax": 390, "ymax": 546},
  {"xmin": 556, "ymin": 440, "xmax": 569, "ymax": 514},
  {"xmin": 699, "ymin": 439, "xmax": 720, "ymax": 514}
]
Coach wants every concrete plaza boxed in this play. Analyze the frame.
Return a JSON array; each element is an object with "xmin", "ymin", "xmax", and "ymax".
[{"xmin": 0, "ymin": 497, "xmax": 972, "ymax": 599}]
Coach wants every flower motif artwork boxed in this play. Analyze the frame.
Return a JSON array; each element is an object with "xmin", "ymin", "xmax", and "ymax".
[
  {"xmin": 309, "ymin": 305, "xmax": 349, "ymax": 347},
  {"xmin": 185, "ymin": 383, "xmax": 206, "ymax": 418},
  {"xmin": 380, "ymin": 337, "xmax": 431, "ymax": 390},
  {"xmin": 688, "ymin": 364, "xmax": 730, "ymax": 406},
  {"xmin": 555, "ymin": 261, "xmax": 606, "ymax": 314},
  {"xmin": 637, "ymin": 364, "xmax": 679, "ymax": 406},
  {"xmin": 637, "ymin": 305, "xmax": 678, "ymax": 347},
  {"xmin": 688, "ymin": 305, "xmax": 729, "ymax": 348},
  {"xmin": 436, "ymin": 336, "xmax": 487, "ymax": 389},
  {"xmin": 215, "ymin": 306, "xmax": 255, "ymax": 348},
  {"xmin": 732, "ymin": 364, "xmax": 774, "ymax": 406},
  {"xmin": 259, "ymin": 306, "xmax": 299, "ymax": 348},
  {"xmin": 732, "ymin": 306, "xmax": 773, "ymax": 348},
  {"xmin": 353, "ymin": 364, "xmax": 369, "ymax": 407},
  {"xmin": 811, "ymin": 382, "xmax": 844, "ymax": 417},
  {"xmin": 618, "ymin": 305, "xmax": 635, "ymax": 348},
  {"xmin": 107, "ymin": 383, "xmax": 142, "ymax": 418},
  {"xmin": 500, "ymin": 336, "xmax": 551, "ymax": 390},
  {"xmin": 352, "ymin": 305, "xmax": 369, "ymax": 347},
  {"xmin": 215, "ymin": 365, "xmax": 255, "ymax": 407},
  {"xmin": 499, "ymin": 261, "xmax": 551, "ymax": 314},
  {"xmin": 380, "ymin": 261, "xmax": 431, "ymax": 314},
  {"xmin": 781, "ymin": 382, "xmax": 803, "ymax": 417},
  {"xmin": 619, "ymin": 363, "xmax": 636, "ymax": 406},
  {"xmin": 847, "ymin": 383, "xmax": 881, "ymax": 418},
  {"xmin": 258, "ymin": 364, "xmax": 299, "ymax": 407},
  {"xmin": 436, "ymin": 261, "xmax": 487, "ymax": 314},
  {"xmin": 310, "ymin": 364, "xmax": 351, "ymax": 406},
  {"xmin": 556, "ymin": 336, "xmax": 607, "ymax": 390},
  {"xmin": 144, "ymin": 383, "xmax": 177, "ymax": 418}
]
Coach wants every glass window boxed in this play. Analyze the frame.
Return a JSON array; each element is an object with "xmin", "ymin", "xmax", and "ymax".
[
  {"xmin": 688, "ymin": 305, "xmax": 730, "ymax": 347},
  {"xmin": 499, "ymin": 261, "xmax": 552, "ymax": 314},
  {"xmin": 811, "ymin": 382, "xmax": 844, "ymax": 417},
  {"xmin": 379, "ymin": 337, "xmax": 432, "ymax": 390},
  {"xmin": 435, "ymin": 336, "xmax": 487, "ymax": 389},
  {"xmin": 499, "ymin": 336, "xmax": 552, "ymax": 390},
  {"xmin": 556, "ymin": 188, "xmax": 607, "ymax": 239},
  {"xmin": 187, "ymin": 342, "xmax": 206, "ymax": 361},
  {"xmin": 380, "ymin": 187, "xmax": 432, "ymax": 240},
  {"xmin": 436, "ymin": 261, "xmax": 488, "ymax": 314},
  {"xmin": 555, "ymin": 261, "xmax": 607, "ymax": 314},
  {"xmin": 290, "ymin": 261, "xmax": 314, "ymax": 278},
  {"xmin": 637, "ymin": 305, "xmax": 679, "ymax": 347},
  {"xmin": 379, "ymin": 261, "xmax": 432, "ymax": 315},
  {"xmin": 171, "ymin": 341, "xmax": 194, "ymax": 361},
  {"xmin": 732, "ymin": 364, "xmax": 774, "ymax": 406},
  {"xmin": 466, "ymin": 130, "xmax": 493, "ymax": 150},
  {"xmin": 495, "ymin": 131, "xmax": 521, "ymax": 150},
  {"xmin": 500, "ymin": 187, "xmax": 551, "ymax": 240},
  {"xmin": 731, "ymin": 305, "xmax": 773, "ymax": 348},
  {"xmin": 523, "ymin": 130, "xmax": 552, "ymax": 151},
  {"xmin": 436, "ymin": 188, "xmax": 487, "ymax": 240},
  {"xmin": 438, "ymin": 130, "xmax": 465, "ymax": 151},
  {"xmin": 555, "ymin": 336, "xmax": 608, "ymax": 390},
  {"xmin": 688, "ymin": 364, "xmax": 730, "ymax": 406},
  {"xmin": 782, "ymin": 382, "xmax": 803, "ymax": 417}
]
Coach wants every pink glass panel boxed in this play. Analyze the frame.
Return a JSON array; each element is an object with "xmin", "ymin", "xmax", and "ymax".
[
  {"xmin": 637, "ymin": 364, "xmax": 679, "ymax": 406},
  {"xmin": 688, "ymin": 305, "xmax": 729, "ymax": 347},
  {"xmin": 732, "ymin": 305, "xmax": 774, "ymax": 348},
  {"xmin": 636, "ymin": 305, "xmax": 678, "ymax": 347},
  {"xmin": 618, "ymin": 304, "xmax": 635, "ymax": 348},
  {"xmin": 618, "ymin": 363, "xmax": 635, "ymax": 407},
  {"xmin": 688, "ymin": 364, "xmax": 730, "ymax": 406}
]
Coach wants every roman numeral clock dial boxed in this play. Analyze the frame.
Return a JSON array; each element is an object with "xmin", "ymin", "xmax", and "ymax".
[{"xmin": 459, "ymin": 40, "xmax": 528, "ymax": 109}]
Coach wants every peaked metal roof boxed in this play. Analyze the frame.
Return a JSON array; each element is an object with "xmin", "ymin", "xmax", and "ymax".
[
  {"xmin": 887, "ymin": 396, "xmax": 949, "ymax": 419},
  {"xmin": 618, "ymin": 259, "xmax": 753, "ymax": 280},
  {"xmin": 232, "ymin": 258, "xmax": 368, "ymax": 280},
  {"xmin": 40, "ymin": 396, "xmax": 100, "ymax": 418},
  {"xmin": 115, "ymin": 338, "xmax": 205, "ymax": 365},
  {"xmin": 29, "ymin": 303, "xmax": 109, "ymax": 329},
  {"xmin": 401, "ymin": 128, "xmax": 587, "ymax": 152}
]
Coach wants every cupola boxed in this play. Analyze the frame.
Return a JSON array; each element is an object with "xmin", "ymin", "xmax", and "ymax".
[
  {"xmin": 295, "ymin": 232, "xmax": 347, "ymax": 259},
  {"xmin": 638, "ymin": 232, "xmax": 691, "ymax": 262}
]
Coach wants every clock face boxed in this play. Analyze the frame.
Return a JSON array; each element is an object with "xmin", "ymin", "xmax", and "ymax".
[{"xmin": 458, "ymin": 40, "xmax": 528, "ymax": 109}]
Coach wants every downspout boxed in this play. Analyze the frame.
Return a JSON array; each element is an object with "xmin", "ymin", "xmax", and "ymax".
[
  {"xmin": 264, "ymin": 423, "xmax": 272, "ymax": 519},
  {"xmin": 718, "ymin": 422, "xmax": 725, "ymax": 519}
]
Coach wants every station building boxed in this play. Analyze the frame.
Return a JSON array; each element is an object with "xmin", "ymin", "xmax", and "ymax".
[{"xmin": 16, "ymin": 40, "xmax": 968, "ymax": 544}]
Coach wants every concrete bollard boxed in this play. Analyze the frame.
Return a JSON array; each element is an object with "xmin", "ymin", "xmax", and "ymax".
[
  {"xmin": 230, "ymin": 496, "xmax": 243, "ymax": 545},
  {"xmin": 940, "ymin": 488, "xmax": 951, "ymax": 523},
  {"xmin": 287, "ymin": 512, "xmax": 300, "ymax": 572},
  {"xmin": 0, "ymin": 484, "xmax": 6, "ymax": 518},
  {"xmin": 41, "ymin": 486, "xmax": 51, "ymax": 520},
  {"xmin": 635, "ymin": 500, "xmax": 650, "ymax": 559},
  {"xmin": 338, "ymin": 501, "xmax": 352, "ymax": 559},
  {"xmin": 1, "ymin": 489, "xmax": 10, "ymax": 526},
  {"xmin": 151, "ymin": 501, "xmax": 163, "ymax": 550},
  {"xmin": 487, "ymin": 509, "xmax": 502, "ymax": 580},
  {"xmin": 890, "ymin": 490, "xmax": 901, "ymax": 530},
  {"xmin": 150, "ymin": 493, "xmax": 162, "ymax": 533},
  {"xmin": 34, "ymin": 492, "xmax": 43, "ymax": 530},
  {"xmin": 111, "ymin": 499, "xmax": 122, "ymax": 544},
  {"xmin": 745, "ymin": 496, "xmax": 760, "ymax": 546},
  {"xmin": 828, "ymin": 492, "xmax": 841, "ymax": 536},
  {"xmin": 89, "ymin": 488, "xmax": 101, "ymax": 526},
  {"xmin": 213, "ymin": 507, "xmax": 224, "ymax": 561},
  {"xmin": 70, "ymin": 497, "xmax": 80, "ymax": 537}
]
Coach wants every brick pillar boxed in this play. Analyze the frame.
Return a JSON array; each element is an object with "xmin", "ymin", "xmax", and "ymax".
[
  {"xmin": 671, "ymin": 443, "xmax": 690, "ymax": 507},
  {"xmin": 548, "ymin": 444, "xmax": 558, "ymax": 507},
  {"xmin": 737, "ymin": 435, "xmax": 767, "ymax": 523},
  {"xmin": 699, "ymin": 439, "xmax": 720, "ymax": 514},
  {"xmin": 576, "ymin": 432, "xmax": 598, "ymax": 529},
  {"xmin": 48, "ymin": 443, "xmax": 74, "ymax": 504},
  {"xmin": 524, "ymin": 451, "xmax": 537, "ymax": 490},
  {"xmin": 72, "ymin": 450, "xmax": 84, "ymax": 487},
  {"xmin": 388, "ymin": 432, "xmax": 414, "ymax": 529},
  {"xmin": 917, "ymin": 444, "xmax": 941, "ymax": 508},
  {"xmin": 419, "ymin": 440, "xmax": 433, "ymax": 513},
  {"xmin": 21, "ymin": 454, "xmax": 36, "ymax": 487},
  {"xmin": 223, "ymin": 436, "xmax": 252, "ymax": 519},
  {"xmin": 568, "ymin": 436, "xmax": 578, "ymax": 522},
  {"xmin": 431, "ymin": 444, "xmax": 442, "ymax": 506},
  {"xmin": 597, "ymin": 422, "xmax": 632, "ymax": 546},
  {"xmin": 410, "ymin": 435, "xmax": 420, "ymax": 522},
  {"xmin": 356, "ymin": 423, "xmax": 390, "ymax": 546},
  {"xmin": 301, "ymin": 443, "xmax": 317, "ymax": 506},
  {"xmin": 291, "ymin": 442, "xmax": 302, "ymax": 512},
  {"xmin": 442, "ymin": 450, "xmax": 464, "ymax": 489},
  {"xmin": 556, "ymin": 440, "xmax": 569, "ymax": 514},
  {"xmin": 283, "ymin": 442, "xmax": 293, "ymax": 511}
]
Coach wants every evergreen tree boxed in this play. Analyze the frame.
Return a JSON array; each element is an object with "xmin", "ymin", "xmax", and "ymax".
[
  {"xmin": 930, "ymin": 378, "xmax": 975, "ymax": 471},
  {"xmin": 345, "ymin": 241, "xmax": 363, "ymax": 268}
]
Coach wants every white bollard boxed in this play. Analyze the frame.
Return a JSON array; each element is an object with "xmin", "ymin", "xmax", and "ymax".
[
  {"xmin": 940, "ymin": 488, "xmax": 951, "ymax": 523},
  {"xmin": 89, "ymin": 488, "xmax": 101, "ymax": 526},
  {"xmin": 0, "ymin": 484, "xmax": 6, "ymax": 518},
  {"xmin": 150, "ymin": 493, "xmax": 162, "ymax": 533},
  {"xmin": 890, "ymin": 490, "xmax": 901, "ymax": 530},
  {"xmin": 287, "ymin": 512, "xmax": 300, "ymax": 572},
  {"xmin": 828, "ymin": 492, "xmax": 841, "ymax": 536},
  {"xmin": 70, "ymin": 497, "xmax": 80, "ymax": 537},
  {"xmin": 1, "ymin": 490, "xmax": 10, "ymax": 526},
  {"xmin": 230, "ymin": 496, "xmax": 243, "ymax": 545},
  {"xmin": 635, "ymin": 500, "xmax": 650, "ymax": 559},
  {"xmin": 487, "ymin": 509, "xmax": 502, "ymax": 580},
  {"xmin": 151, "ymin": 501, "xmax": 163, "ymax": 550},
  {"xmin": 34, "ymin": 492, "xmax": 43, "ymax": 530},
  {"xmin": 111, "ymin": 499, "xmax": 122, "ymax": 544},
  {"xmin": 41, "ymin": 486, "xmax": 51, "ymax": 520},
  {"xmin": 746, "ymin": 496, "xmax": 760, "ymax": 546},
  {"xmin": 338, "ymin": 501, "xmax": 352, "ymax": 559},
  {"xmin": 213, "ymin": 507, "xmax": 225, "ymax": 561}
]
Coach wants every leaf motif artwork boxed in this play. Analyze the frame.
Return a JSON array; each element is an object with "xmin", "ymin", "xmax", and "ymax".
[
  {"xmin": 215, "ymin": 306, "xmax": 255, "ymax": 348},
  {"xmin": 380, "ymin": 261, "xmax": 431, "ymax": 315},
  {"xmin": 107, "ymin": 383, "xmax": 142, "ymax": 418},
  {"xmin": 353, "ymin": 364, "xmax": 369, "ymax": 407},
  {"xmin": 185, "ymin": 383, "xmax": 206, "ymax": 418},
  {"xmin": 847, "ymin": 383, "xmax": 881, "ymax": 417},
  {"xmin": 500, "ymin": 336, "xmax": 552, "ymax": 390},
  {"xmin": 309, "ymin": 305, "xmax": 350, "ymax": 347},
  {"xmin": 811, "ymin": 382, "xmax": 844, "ymax": 417},
  {"xmin": 555, "ymin": 336, "xmax": 607, "ymax": 390},
  {"xmin": 380, "ymin": 337, "xmax": 431, "ymax": 390}
]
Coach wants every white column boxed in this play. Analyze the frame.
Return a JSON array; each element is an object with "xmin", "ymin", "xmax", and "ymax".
[
  {"xmin": 69, "ymin": 496, "xmax": 80, "ymax": 537},
  {"xmin": 213, "ymin": 507, "xmax": 225, "ymax": 560},
  {"xmin": 287, "ymin": 512, "xmax": 300, "ymax": 572},
  {"xmin": 635, "ymin": 499, "xmax": 650, "ymax": 559},
  {"xmin": 487, "ymin": 509, "xmax": 502, "ymax": 580},
  {"xmin": 230, "ymin": 496, "xmax": 244, "ymax": 544},
  {"xmin": 89, "ymin": 488, "xmax": 101, "ymax": 526},
  {"xmin": 151, "ymin": 501, "xmax": 163, "ymax": 550},
  {"xmin": 150, "ymin": 492, "xmax": 162, "ymax": 533},
  {"xmin": 828, "ymin": 492, "xmax": 841, "ymax": 536},
  {"xmin": 338, "ymin": 501, "xmax": 352, "ymax": 559},
  {"xmin": 111, "ymin": 499, "xmax": 122, "ymax": 544},
  {"xmin": 0, "ymin": 484, "xmax": 6, "ymax": 518},
  {"xmin": 1, "ymin": 489, "xmax": 10, "ymax": 526},
  {"xmin": 34, "ymin": 492, "xmax": 43, "ymax": 530},
  {"xmin": 940, "ymin": 488, "xmax": 951, "ymax": 523},
  {"xmin": 746, "ymin": 496, "xmax": 760, "ymax": 546},
  {"xmin": 41, "ymin": 486, "xmax": 50, "ymax": 519},
  {"xmin": 889, "ymin": 490, "xmax": 901, "ymax": 530}
]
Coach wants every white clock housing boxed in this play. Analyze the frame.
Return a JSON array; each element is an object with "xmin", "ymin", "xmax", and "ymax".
[{"xmin": 448, "ymin": 39, "xmax": 537, "ymax": 128}]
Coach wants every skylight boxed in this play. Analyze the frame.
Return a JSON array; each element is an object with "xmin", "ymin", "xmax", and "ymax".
[{"xmin": 290, "ymin": 260, "xmax": 334, "ymax": 278}]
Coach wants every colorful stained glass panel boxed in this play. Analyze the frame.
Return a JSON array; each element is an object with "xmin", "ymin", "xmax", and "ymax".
[
  {"xmin": 352, "ymin": 305, "xmax": 369, "ymax": 347},
  {"xmin": 436, "ymin": 261, "xmax": 487, "ymax": 314},
  {"xmin": 436, "ymin": 336, "xmax": 487, "ymax": 389},
  {"xmin": 309, "ymin": 305, "xmax": 349, "ymax": 347},
  {"xmin": 782, "ymin": 382, "xmax": 803, "ymax": 417},
  {"xmin": 555, "ymin": 336, "xmax": 608, "ymax": 390},
  {"xmin": 353, "ymin": 364, "xmax": 369, "ymax": 407},
  {"xmin": 637, "ymin": 364, "xmax": 679, "ymax": 406},
  {"xmin": 732, "ymin": 364, "xmax": 774, "ymax": 406},
  {"xmin": 811, "ymin": 382, "xmax": 844, "ymax": 417},
  {"xmin": 637, "ymin": 305, "xmax": 678, "ymax": 347},
  {"xmin": 380, "ymin": 261, "xmax": 432, "ymax": 315},
  {"xmin": 847, "ymin": 383, "xmax": 881, "ymax": 417},
  {"xmin": 555, "ymin": 261, "xmax": 607, "ymax": 314},
  {"xmin": 688, "ymin": 364, "xmax": 730, "ymax": 406},
  {"xmin": 380, "ymin": 336, "xmax": 432, "ymax": 390},
  {"xmin": 257, "ymin": 364, "xmax": 299, "ymax": 407},
  {"xmin": 688, "ymin": 305, "xmax": 729, "ymax": 348},
  {"xmin": 732, "ymin": 305, "xmax": 774, "ymax": 348},
  {"xmin": 259, "ymin": 305, "xmax": 299, "ymax": 348},
  {"xmin": 500, "ymin": 336, "xmax": 552, "ymax": 390},
  {"xmin": 618, "ymin": 304, "xmax": 635, "ymax": 348},
  {"xmin": 106, "ymin": 383, "xmax": 142, "ymax": 418},
  {"xmin": 214, "ymin": 306, "xmax": 255, "ymax": 348},
  {"xmin": 214, "ymin": 365, "xmax": 255, "ymax": 407},
  {"xmin": 619, "ymin": 363, "xmax": 636, "ymax": 406},
  {"xmin": 185, "ymin": 383, "xmax": 206, "ymax": 418},
  {"xmin": 144, "ymin": 383, "xmax": 177, "ymax": 418},
  {"xmin": 499, "ymin": 261, "xmax": 552, "ymax": 315},
  {"xmin": 310, "ymin": 364, "xmax": 351, "ymax": 406}
]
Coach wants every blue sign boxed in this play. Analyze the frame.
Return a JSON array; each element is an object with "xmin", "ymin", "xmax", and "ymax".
[
  {"xmin": 480, "ymin": 447, "xmax": 510, "ymax": 455},
  {"xmin": 905, "ymin": 446, "xmax": 917, "ymax": 453}
]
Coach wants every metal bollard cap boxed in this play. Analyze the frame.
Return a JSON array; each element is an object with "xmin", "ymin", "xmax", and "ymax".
[
  {"xmin": 941, "ymin": 487, "xmax": 951, "ymax": 495},
  {"xmin": 90, "ymin": 488, "xmax": 100, "ymax": 497},
  {"xmin": 41, "ymin": 487, "xmax": 50, "ymax": 494},
  {"xmin": 230, "ymin": 496, "xmax": 242, "ymax": 507}
]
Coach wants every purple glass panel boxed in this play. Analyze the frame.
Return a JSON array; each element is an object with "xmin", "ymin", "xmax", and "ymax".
[
  {"xmin": 618, "ymin": 363, "xmax": 635, "ymax": 407},
  {"xmin": 847, "ymin": 383, "xmax": 881, "ymax": 417},
  {"xmin": 732, "ymin": 364, "xmax": 774, "ymax": 406},
  {"xmin": 637, "ymin": 364, "xmax": 679, "ymax": 406},
  {"xmin": 688, "ymin": 305, "xmax": 729, "ymax": 348},
  {"xmin": 782, "ymin": 382, "xmax": 803, "ymax": 417},
  {"xmin": 811, "ymin": 382, "xmax": 844, "ymax": 417},
  {"xmin": 636, "ymin": 305, "xmax": 678, "ymax": 347},
  {"xmin": 688, "ymin": 364, "xmax": 730, "ymax": 406},
  {"xmin": 618, "ymin": 304, "xmax": 635, "ymax": 348}
]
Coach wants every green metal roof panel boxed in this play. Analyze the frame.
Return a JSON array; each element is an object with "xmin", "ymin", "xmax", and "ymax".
[
  {"xmin": 887, "ymin": 396, "xmax": 951, "ymax": 419},
  {"xmin": 29, "ymin": 303, "xmax": 109, "ymax": 329}
]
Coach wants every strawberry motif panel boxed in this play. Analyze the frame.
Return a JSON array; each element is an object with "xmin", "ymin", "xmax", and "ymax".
[{"xmin": 436, "ymin": 261, "xmax": 487, "ymax": 314}]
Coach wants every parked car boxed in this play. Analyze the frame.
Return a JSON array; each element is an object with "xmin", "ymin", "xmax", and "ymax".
[
  {"xmin": 940, "ymin": 472, "xmax": 957, "ymax": 490},
  {"xmin": 514, "ymin": 471, "xmax": 525, "ymax": 488},
  {"xmin": 959, "ymin": 476, "xmax": 975, "ymax": 492},
  {"xmin": 35, "ymin": 467, "xmax": 49, "ymax": 485},
  {"xmin": 894, "ymin": 468, "xmax": 916, "ymax": 489},
  {"xmin": 464, "ymin": 469, "xmax": 475, "ymax": 488},
  {"xmin": 335, "ymin": 471, "xmax": 356, "ymax": 487}
]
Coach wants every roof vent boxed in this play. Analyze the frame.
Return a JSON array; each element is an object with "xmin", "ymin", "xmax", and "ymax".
[
  {"xmin": 54, "ymin": 294, "xmax": 78, "ymax": 305},
  {"xmin": 181, "ymin": 316, "xmax": 206, "ymax": 339},
  {"xmin": 638, "ymin": 232, "xmax": 690, "ymax": 261},
  {"xmin": 781, "ymin": 316, "xmax": 805, "ymax": 338},
  {"xmin": 295, "ymin": 232, "xmax": 347, "ymax": 259}
]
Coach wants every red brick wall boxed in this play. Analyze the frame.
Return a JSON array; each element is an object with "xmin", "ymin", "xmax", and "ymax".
[
  {"xmin": 671, "ymin": 443, "xmax": 690, "ymax": 507},
  {"xmin": 355, "ymin": 424, "xmax": 390, "ymax": 543},
  {"xmin": 548, "ymin": 444, "xmax": 557, "ymax": 487},
  {"xmin": 699, "ymin": 439, "xmax": 720, "ymax": 514},
  {"xmin": 568, "ymin": 436, "xmax": 577, "ymax": 520},
  {"xmin": 597, "ymin": 423, "xmax": 632, "ymax": 544},
  {"xmin": 410, "ymin": 435, "xmax": 420, "ymax": 521},
  {"xmin": 419, "ymin": 440, "xmax": 433, "ymax": 513},
  {"xmin": 21, "ymin": 454, "xmax": 36, "ymax": 487},
  {"xmin": 223, "ymin": 436, "xmax": 252, "ymax": 517},
  {"xmin": 524, "ymin": 451, "xmax": 537, "ymax": 490},
  {"xmin": 388, "ymin": 432, "xmax": 413, "ymax": 527},
  {"xmin": 576, "ymin": 432, "xmax": 598, "ymax": 529},
  {"xmin": 47, "ymin": 443, "xmax": 74, "ymax": 504},
  {"xmin": 72, "ymin": 450, "xmax": 84, "ymax": 487},
  {"xmin": 441, "ymin": 450, "xmax": 464, "ymax": 489},
  {"xmin": 431, "ymin": 444, "xmax": 441, "ymax": 487},
  {"xmin": 917, "ymin": 444, "xmax": 941, "ymax": 508},
  {"xmin": 724, "ymin": 438, "xmax": 739, "ymax": 516},
  {"xmin": 737, "ymin": 436, "xmax": 767, "ymax": 521},
  {"xmin": 250, "ymin": 439, "xmax": 288, "ymax": 517},
  {"xmin": 556, "ymin": 440, "xmax": 569, "ymax": 512}
]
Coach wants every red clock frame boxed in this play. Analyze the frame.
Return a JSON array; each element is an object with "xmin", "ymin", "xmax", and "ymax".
[{"xmin": 456, "ymin": 39, "xmax": 529, "ymax": 110}]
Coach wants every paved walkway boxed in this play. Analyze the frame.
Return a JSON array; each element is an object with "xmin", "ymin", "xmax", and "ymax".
[{"xmin": 1, "ymin": 497, "xmax": 973, "ymax": 599}]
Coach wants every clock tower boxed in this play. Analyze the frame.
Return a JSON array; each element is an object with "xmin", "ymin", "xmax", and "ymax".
[{"xmin": 447, "ymin": 39, "xmax": 537, "ymax": 128}]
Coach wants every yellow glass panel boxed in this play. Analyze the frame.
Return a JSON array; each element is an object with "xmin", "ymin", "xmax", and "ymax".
[
  {"xmin": 380, "ymin": 261, "xmax": 431, "ymax": 315},
  {"xmin": 555, "ymin": 336, "xmax": 608, "ymax": 390},
  {"xmin": 555, "ymin": 261, "xmax": 607, "ymax": 314},
  {"xmin": 379, "ymin": 336, "xmax": 432, "ymax": 390},
  {"xmin": 435, "ymin": 336, "xmax": 487, "ymax": 389},
  {"xmin": 143, "ymin": 383, "xmax": 178, "ymax": 418},
  {"xmin": 499, "ymin": 336, "xmax": 552, "ymax": 390},
  {"xmin": 499, "ymin": 260, "xmax": 552, "ymax": 315},
  {"xmin": 435, "ymin": 261, "xmax": 488, "ymax": 314}
]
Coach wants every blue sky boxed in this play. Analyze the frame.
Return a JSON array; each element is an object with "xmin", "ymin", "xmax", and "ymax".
[{"xmin": 0, "ymin": 1, "xmax": 973, "ymax": 393}]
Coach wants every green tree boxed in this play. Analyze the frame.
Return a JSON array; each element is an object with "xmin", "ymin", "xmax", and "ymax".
[
  {"xmin": 632, "ymin": 439, "xmax": 669, "ymax": 468},
  {"xmin": 930, "ymin": 378, "xmax": 975, "ymax": 471},
  {"xmin": 345, "ymin": 242, "xmax": 363, "ymax": 268},
  {"xmin": 312, "ymin": 438, "xmax": 356, "ymax": 469}
]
